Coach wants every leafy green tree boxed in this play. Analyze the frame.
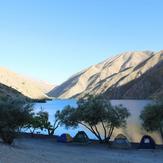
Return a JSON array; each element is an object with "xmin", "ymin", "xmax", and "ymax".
[
  {"xmin": 34, "ymin": 109, "xmax": 60, "ymax": 136},
  {"xmin": 0, "ymin": 100, "xmax": 33, "ymax": 144},
  {"xmin": 27, "ymin": 115, "xmax": 42, "ymax": 135},
  {"xmin": 57, "ymin": 95, "xmax": 130, "ymax": 143},
  {"xmin": 140, "ymin": 103, "xmax": 163, "ymax": 141}
]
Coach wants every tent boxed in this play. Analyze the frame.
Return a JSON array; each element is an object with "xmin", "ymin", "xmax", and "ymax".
[
  {"xmin": 73, "ymin": 131, "xmax": 89, "ymax": 143},
  {"xmin": 139, "ymin": 135, "xmax": 156, "ymax": 149},
  {"xmin": 112, "ymin": 134, "xmax": 131, "ymax": 149},
  {"xmin": 57, "ymin": 133, "xmax": 73, "ymax": 143}
]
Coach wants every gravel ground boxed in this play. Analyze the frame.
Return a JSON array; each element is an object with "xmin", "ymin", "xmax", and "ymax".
[{"xmin": 0, "ymin": 138, "xmax": 162, "ymax": 163}]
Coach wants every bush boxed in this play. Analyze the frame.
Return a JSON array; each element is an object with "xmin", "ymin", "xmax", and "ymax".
[
  {"xmin": 140, "ymin": 103, "xmax": 163, "ymax": 141},
  {"xmin": 1, "ymin": 130, "xmax": 15, "ymax": 145},
  {"xmin": 0, "ymin": 100, "xmax": 33, "ymax": 144}
]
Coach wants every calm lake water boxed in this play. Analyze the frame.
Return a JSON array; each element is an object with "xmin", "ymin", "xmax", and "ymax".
[
  {"xmin": 35, "ymin": 99, "xmax": 92, "ymax": 137},
  {"xmin": 33, "ymin": 99, "xmax": 163, "ymax": 144}
]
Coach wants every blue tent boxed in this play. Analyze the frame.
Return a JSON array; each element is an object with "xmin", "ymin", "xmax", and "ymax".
[
  {"xmin": 57, "ymin": 133, "xmax": 73, "ymax": 143},
  {"xmin": 139, "ymin": 135, "xmax": 156, "ymax": 149}
]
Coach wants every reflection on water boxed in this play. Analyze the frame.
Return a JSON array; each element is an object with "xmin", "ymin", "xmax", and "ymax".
[{"xmin": 35, "ymin": 99, "xmax": 162, "ymax": 144}]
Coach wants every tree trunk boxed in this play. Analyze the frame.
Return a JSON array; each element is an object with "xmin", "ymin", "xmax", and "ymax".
[
  {"xmin": 48, "ymin": 129, "xmax": 54, "ymax": 136},
  {"xmin": 108, "ymin": 126, "xmax": 114, "ymax": 142},
  {"xmin": 94, "ymin": 125, "xmax": 103, "ymax": 143},
  {"xmin": 101, "ymin": 120, "xmax": 107, "ymax": 142},
  {"xmin": 30, "ymin": 129, "xmax": 35, "ymax": 137},
  {"xmin": 90, "ymin": 126, "xmax": 103, "ymax": 143},
  {"xmin": 159, "ymin": 126, "xmax": 163, "ymax": 142},
  {"xmin": 79, "ymin": 122, "xmax": 103, "ymax": 143}
]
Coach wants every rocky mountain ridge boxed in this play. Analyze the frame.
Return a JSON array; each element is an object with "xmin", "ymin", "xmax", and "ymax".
[
  {"xmin": 49, "ymin": 50, "xmax": 163, "ymax": 99},
  {"xmin": 0, "ymin": 67, "xmax": 54, "ymax": 100}
]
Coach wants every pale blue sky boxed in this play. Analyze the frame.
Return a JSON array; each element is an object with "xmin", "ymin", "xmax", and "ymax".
[{"xmin": 0, "ymin": 0, "xmax": 163, "ymax": 84}]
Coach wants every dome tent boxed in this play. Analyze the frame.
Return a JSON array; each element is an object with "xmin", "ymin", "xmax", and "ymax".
[
  {"xmin": 73, "ymin": 131, "xmax": 89, "ymax": 143},
  {"xmin": 57, "ymin": 133, "xmax": 73, "ymax": 143},
  {"xmin": 112, "ymin": 134, "xmax": 131, "ymax": 149},
  {"xmin": 139, "ymin": 135, "xmax": 156, "ymax": 149}
]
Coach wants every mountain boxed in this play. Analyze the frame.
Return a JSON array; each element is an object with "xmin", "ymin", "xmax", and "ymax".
[
  {"xmin": 0, "ymin": 67, "xmax": 53, "ymax": 100},
  {"xmin": 20, "ymin": 77, "xmax": 55, "ymax": 94},
  {"xmin": 0, "ymin": 83, "xmax": 28, "ymax": 102},
  {"xmin": 30, "ymin": 80, "xmax": 55, "ymax": 94},
  {"xmin": 49, "ymin": 50, "xmax": 163, "ymax": 99}
]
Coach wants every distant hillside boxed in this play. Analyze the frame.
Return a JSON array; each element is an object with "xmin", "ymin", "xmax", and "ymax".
[
  {"xmin": 0, "ymin": 67, "xmax": 53, "ymax": 100},
  {"xmin": 0, "ymin": 83, "xmax": 28, "ymax": 102},
  {"xmin": 22, "ymin": 77, "xmax": 55, "ymax": 94},
  {"xmin": 49, "ymin": 50, "xmax": 163, "ymax": 99}
]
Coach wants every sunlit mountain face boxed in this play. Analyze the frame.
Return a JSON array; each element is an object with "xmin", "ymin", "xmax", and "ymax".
[
  {"xmin": 49, "ymin": 50, "xmax": 163, "ymax": 100},
  {"xmin": 0, "ymin": 67, "xmax": 55, "ymax": 100}
]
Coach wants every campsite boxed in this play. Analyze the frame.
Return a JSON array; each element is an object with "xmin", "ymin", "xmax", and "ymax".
[
  {"xmin": 0, "ymin": 132, "xmax": 163, "ymax": 163},
  {"xmin": 0, "ymin": 95, "xmax": 163, "ymax": 163},
  {"xmin": 0, "ymin": 1, "xmax": 163, "ymax": 163}
]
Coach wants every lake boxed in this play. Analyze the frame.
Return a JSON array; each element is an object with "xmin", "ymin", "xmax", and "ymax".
[{"xmin": 35, "ymin": 99, "xmax": 162, "ymax": 144}]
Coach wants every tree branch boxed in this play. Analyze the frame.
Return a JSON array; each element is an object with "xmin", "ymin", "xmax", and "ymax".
[
  {"xmin": 79, "ymin": 122, "xmax": 102, "ymax": 141},
  {"xmin": 94, "ymin": 125, "xmax": 102, "ymax": 141}
]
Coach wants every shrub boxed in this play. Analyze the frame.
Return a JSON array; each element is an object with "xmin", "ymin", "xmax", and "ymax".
[
  {"xmin": 0, "ymin": 100, "xmax": 33, "ymax": 144},
  {"xmin": 140, "ymin": 103, "xmax": 163, "ymax": 141}
]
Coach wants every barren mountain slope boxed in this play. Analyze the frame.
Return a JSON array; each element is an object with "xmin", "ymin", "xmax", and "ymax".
[
  {"xmin": 49, "ymin": 51, "xmax": 156, "ymax": 99},
  {"xmin": 0, "ymin": 83, "xmax": 28, "ymax": 102},
  {"xmin": 0, "ymin": 67, "xmax": 50, "ymax": 100},
  {"xmin": 104, "ymin": 51, "xmax": 163, "ymax": 99}
]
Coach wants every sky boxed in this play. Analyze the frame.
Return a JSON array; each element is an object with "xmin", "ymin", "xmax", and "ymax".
[{"xmin": 0, "ymin": 0, "xmax": 163, "ymax": 84}]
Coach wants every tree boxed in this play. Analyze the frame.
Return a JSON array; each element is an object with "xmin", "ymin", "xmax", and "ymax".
[
  {"xmin": 27, "ymin": 115, "xmax": 42, "ymax": 136},
  {"xmin": 57, "ymin": 95, "xmax": 130, "ymax": 143},
  {"xmin": 140, "ymin": 103, "xmax": 163, "ymax": 141},
  {"xmin": 0, "ymin": 100, "xmax": 33, "ymax": 144},
  {"xmin": 35, "ymin": 109, "xmax": 60, "ymax": 136}
]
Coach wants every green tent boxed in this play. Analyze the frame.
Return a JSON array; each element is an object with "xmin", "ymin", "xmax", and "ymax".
[{"xmin": 73, "ymin": 131, "xmax": 89, "ymax": 143}]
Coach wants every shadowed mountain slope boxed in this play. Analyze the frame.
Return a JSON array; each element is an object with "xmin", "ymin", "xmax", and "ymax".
[
  {"xmin": 0, "ymin": 67, "xmax": 52, "ymax": 100},
  {"xmin": 49, "ymin": 50, "xmax": 163, "ymax": 99}
]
